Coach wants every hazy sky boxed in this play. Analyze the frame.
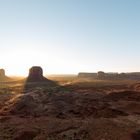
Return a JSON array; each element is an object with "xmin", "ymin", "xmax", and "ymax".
[{"xmin": 0, "ymin": 0, "xmax": 140, "ymax": 76}]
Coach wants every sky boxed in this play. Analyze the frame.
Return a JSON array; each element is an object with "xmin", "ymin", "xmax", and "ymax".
[{"xmin": 0, "ymin": 0, "xmax": 140, "ymax": 76}]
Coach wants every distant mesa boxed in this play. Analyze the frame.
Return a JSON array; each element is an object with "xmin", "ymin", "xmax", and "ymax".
[
  {"xmin": 97, "ymin": 71, "xmax": 105, "ymax": 79},
  {"xmin": 78, "ymin": 71, "xmax": 140, "ymax": 80},
  {"xmin": 26, "ymin": 66, "xmax": 53, "ymax": 83},
  {"xmin": 0, "ymin": 69, "xmax": 11, "ymax": 82}
]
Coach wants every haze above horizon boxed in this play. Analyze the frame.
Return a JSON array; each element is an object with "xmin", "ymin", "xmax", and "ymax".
[{"xmin": 0, "ymin": 0, "xmax": 140, "ymax": 76}]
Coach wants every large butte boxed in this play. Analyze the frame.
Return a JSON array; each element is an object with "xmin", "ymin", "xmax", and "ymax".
[{"xmin": 26, "ymin": 66, "xmax": 51, "ymax": 82}]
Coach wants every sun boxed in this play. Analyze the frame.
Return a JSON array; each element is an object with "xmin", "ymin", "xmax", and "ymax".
[
  {"xmin": 0, "ymin": 48, "xmax": 48, "ymax": 76},
  {"xmin": 0, "ymin": 46, "xmax": 69, "ymax": 76}
]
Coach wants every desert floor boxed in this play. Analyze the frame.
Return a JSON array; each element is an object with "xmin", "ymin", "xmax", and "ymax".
[{"xmin": 0, "ymin": 77, "xmax": 140, "ymax": 140}]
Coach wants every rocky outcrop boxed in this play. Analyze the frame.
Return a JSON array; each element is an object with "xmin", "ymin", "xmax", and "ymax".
[
  {"xmin": 26, "ymin": 66, "xmax": 49, "ymax": 82},
  {"xmin": 0, "ymin": 69, "xmax": 11, "ymax": 82},
  {"xmin": 0, "ymin": 69, "xmax": 5, "ymax": 77},
  {"xmin": 2, "ymin": 89, "xmax": 132, "ymax": 118}
]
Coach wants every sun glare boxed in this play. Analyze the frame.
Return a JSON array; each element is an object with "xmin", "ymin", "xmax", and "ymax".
[
  {"xmin": 0, "ymin": 47, "xmax": 74, "ymax": 76},
  {"xmin": 0, "ymin": 49, "xmax": 48, "ymax": 76}
]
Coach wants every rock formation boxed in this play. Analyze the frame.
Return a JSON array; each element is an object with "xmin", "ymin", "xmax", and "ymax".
[
  {"xmin": 0, "ymin": 69, "xmax": 11, "ymax": 82},
  {"xmin": 26, "ymin": 66, "xmax": 53, "ymax": 83},
  {"xmin": 78, "ymin": 71, "xmax": 140, "ymax": 80},
  {"xmin": 78, "ymin": 73, "xmax": 97, "ymax": 78},
  {"xmin": 0, "ymin": 69, "xmax": 5, "ymax": 77}
]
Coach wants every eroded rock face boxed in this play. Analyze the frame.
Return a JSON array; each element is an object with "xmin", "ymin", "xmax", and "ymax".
[
  {"xmin": 29, "ymin": 66, "xmax": 43, "ymax": 79},
  {"xmin": 0, "ymin": 69, "xmax": 11, "ymax": 82},
  {"xmin": 26, "ymin": 66, "xmax": 48, "ymax": 82},
  {"xmin": 0, "ymin": 69, "xmax": 5, "ymax": 77}
]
